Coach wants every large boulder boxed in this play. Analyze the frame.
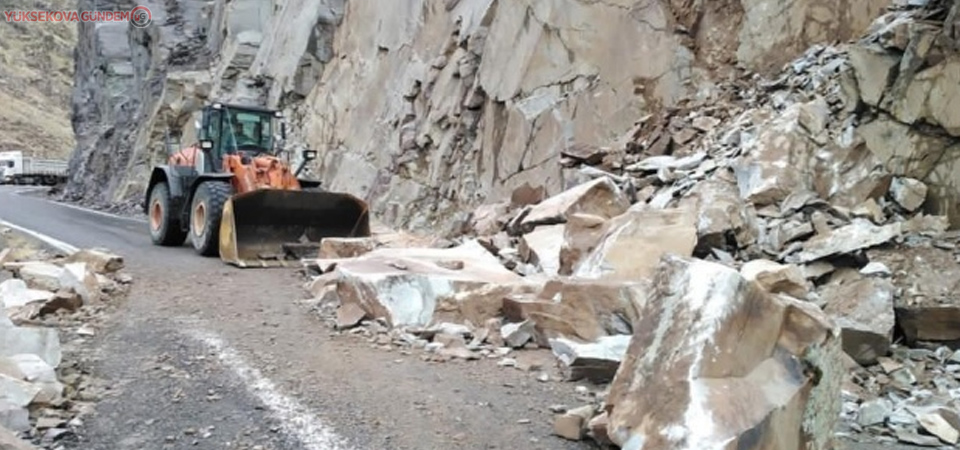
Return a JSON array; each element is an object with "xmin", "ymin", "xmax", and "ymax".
[
  {"xmin": 550, "ymin": 335, "xmax": 632, "ymax": 383},
  {"xmin": 574, "ymin": 205, "xmax": 697, "ymax": 281},
  {"xmin": 58, "ymin": 263, "xmax": 100, "ymax": 304},
  {"xmin": 0, "ymin": 424, "xmax": 38, "ymax": 448},
  {"xmin": 520, "ymin": 177, "xmax": 630, "ymax": 231},
  {"xmin": 502, "ymin": 279, "xmax": 647, "ymax": 342},
  {"xmin": 0, "ymin": 313, "xmax": 62, "ymax": 369},
  {"xmin": 64, "ymin": 248, "xmax": 124, "ymax": 273},
  {"xmin": 604, "ymin": 255, "xmax": 842, "ymax": 450},
  {"xmin": 868, "ymin": 245, "xmax": 960, "ymax": 345},
  {"xmin": 740, "ymin": 259, "xmax": 810, "ymax": 298},
  {"xmin": 820, "ymin": 275, "xmax": 895, "ymax": 366},
  {"xmin": 327, "ymin": 240, "xmax": 522, "ymax": 328},
  {"xmin": 0, "ymin": 280, "xmax": 54, "ymax": 310},
  {"xmin": 518, "ymin": 224, "xmax": 565, "ymax": 276},
  {"xmin": 15, "ymin": 263, "xmax": 63, "ymax": 292}
]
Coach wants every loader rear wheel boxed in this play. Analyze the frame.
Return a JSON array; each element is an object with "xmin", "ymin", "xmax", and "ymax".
[
  {"xmin": 148, "ymin": 182, "xmax": 187, "ymax": 246},
  {"xmin": 189, "ymin": 181, "xmax": 232, "ymax": 256}
]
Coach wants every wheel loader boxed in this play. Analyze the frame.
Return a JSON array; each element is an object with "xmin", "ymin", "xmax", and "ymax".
[{"xmin": 143, "ymin": 102, "xmax": 370, "ymax": 267}]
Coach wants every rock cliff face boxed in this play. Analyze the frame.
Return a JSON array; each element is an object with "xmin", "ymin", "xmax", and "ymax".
[
  {"xmin": 68, "ymin": 0, "xmax": 942, "ymax": 232},
  {"xmin": 851, "ymin": 4, "xmax": 960, "ymax": 225},
  {"xmin": 67, "ymin": 0, "xmax": 220, "ymax": 207}
]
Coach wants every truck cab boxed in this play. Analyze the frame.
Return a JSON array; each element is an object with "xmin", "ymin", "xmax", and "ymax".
[{"xmin": 0, "ymin": 151, "xmax": 22, "ymax": 184}]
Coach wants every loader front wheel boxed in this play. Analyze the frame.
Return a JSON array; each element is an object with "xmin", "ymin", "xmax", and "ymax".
[
  {"xmin": 189, "ymin": 181, "xmax": 232, "ymax": 256},
  {"xmin": 148, "ymin": 182, "xmax": 187, "ymax": 246}
]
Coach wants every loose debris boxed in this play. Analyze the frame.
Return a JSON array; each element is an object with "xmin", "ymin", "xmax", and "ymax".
[
  {"xmin": 839, "ymin": 344, "xmax": 960, "ymax": 447},
  {"xmin": 0, "ymin": 228, "xmax": 130, "ymax": 448},
  {"xmin": 298, "ymin": 1, "xmax": 960, "ymax": 448}
]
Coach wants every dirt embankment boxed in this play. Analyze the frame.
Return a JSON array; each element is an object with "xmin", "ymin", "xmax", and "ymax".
[{"xmin": 0, "ymin": 0, "xmax": 77, "ymax": 160}]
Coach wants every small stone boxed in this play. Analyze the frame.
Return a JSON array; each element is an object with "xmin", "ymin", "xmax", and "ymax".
[
  {"xmin": 897, "ymin": 429, "xmax": 944, "ymax": 446},
  {"xmin": 553, "ymin": 405, "xmax": 595, "ymax": 441},
  {"xmin": 497, "ymin": 358, "xmax": 517, "ymax": 368},
  {"xmin": 917, "ymin": 408, "xmax": 960, "ymax": 444},
  {"xmin": 692, "ymin": 116, "xmax": 720, "ymax": 132},
  {"xmin": 860, "ymin": 262, "xmax": 891, "ymax": 277},
  {"xmin": 858, "ymin": 398, "xmax": 892, "ymax": 426},
  {"xmin": 35, "ymin": 417, "xmax": 65, "ymax": 429},
  {"xmin": 424, "ymin": 342, "xmax": 444, "ymax": 352},
  {"xmin": 438, "ymin": 346, "xmax": 480, "ymax": 360},
  {"xmin": 890, "ymin": 367, "xmax": 917, "ymax": 386},
  {"xmin": 797, "ymin": 97, "xmax": 829, "ymax": 136},
  {"xmin": 889, "ymin": 409, "xmax": 918, "ymax": 426},
  {"xmin": 877, "ymin": 357, "xmax": 902, "ymax": 374},
  {"xmin": 740, "ymin": 259, "xmax": 808, "ymax": 298},
  {"xmin": 889, "ymin": 177, "xmax": 928, "ymax": 212},
  {"xmin": 851, "ymin": 199, "xmax": 885, "ymax": 224},
  {"xmin": 501, "ymin": 320, "xmax": 535, "ymax": 348},
  {"xmin": 550, "ymin": 335, "xmax": 630, "ymax": 381},
  {"xmin": 791, "ymin": 219, "xmax": 900, "ymax": 263},
  {"xmin": 336, "ymin": 303, "xmax": 367, "ymax": 330},
  {"xmin": 588, "ymin": 412, "xmax": 612, "ymax": 445},
  {"xmin": 65, "ymin": 248, "xmax": 124, "ymax": 273}
]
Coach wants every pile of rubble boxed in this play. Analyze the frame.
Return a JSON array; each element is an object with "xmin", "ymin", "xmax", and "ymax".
[
  {"xmin": 840, "ymin": 343, "xmax": 960, "ymax": 446},
  {"xmin": 300, "ymin": 2, "xmax": 960, "ymax": 448},
  {"xmin": 0, "ymin": 229, "xmax": 130, "ymax": 449}
]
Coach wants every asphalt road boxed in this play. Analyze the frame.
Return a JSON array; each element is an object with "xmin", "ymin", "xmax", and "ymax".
[{"xmin": 0, "ymin": 186, "xmax": 595, "ymax": 450}]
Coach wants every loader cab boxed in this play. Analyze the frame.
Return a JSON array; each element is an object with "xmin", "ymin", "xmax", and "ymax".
[{"xmin": 197, "ymin": 103, "xmax": 283, "ymax": 172}]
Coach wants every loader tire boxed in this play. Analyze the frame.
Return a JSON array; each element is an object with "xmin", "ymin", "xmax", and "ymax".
[
  {"xmin": 148, "ymin": 182, "xmax": 187, "ymax": 246},
  {"xmin": 189, "ymin": 181, "xmax": 232, "ymax": 256}
]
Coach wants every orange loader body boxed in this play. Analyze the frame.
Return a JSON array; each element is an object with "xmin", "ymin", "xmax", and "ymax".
[{"xmin": 169, "ymin": 146, "xmax": 302, "ymax": 193}]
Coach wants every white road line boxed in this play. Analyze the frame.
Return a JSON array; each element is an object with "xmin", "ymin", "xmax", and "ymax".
[
  {"xmin": 186, "ymin": 329, "xmax": 354, "ymax": 450},
  {"xmin": 0, "ymin": 219, "xmax": 79, "ymax": 254},
  {"xmin": 6, "ymin": 187, "xmax": 148, "ymax": 223},
  {"xmin": 13, "ymin": 187, "xmax": 48, "ymax": 194},
  {"xmin": 47, "ymin": 199, "xmax": 148, "ymax": 223}
]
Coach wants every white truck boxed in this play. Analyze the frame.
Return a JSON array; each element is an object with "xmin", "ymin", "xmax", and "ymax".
[{"xmin": 0, "ymin": 151, "xmax": 69, "ymax": 186}]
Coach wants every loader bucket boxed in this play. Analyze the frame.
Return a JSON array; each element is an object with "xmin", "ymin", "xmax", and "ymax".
[{"xmin": 218, "ymin": 189, "xmax": 371, "ymax": 268}]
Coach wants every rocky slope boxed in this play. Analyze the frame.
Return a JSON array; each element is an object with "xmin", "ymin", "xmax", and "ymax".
[
  {"xmin": 64, "ymin": 0, "xmax": 899, "ymax": 230},
  {"xmin": 0, "ymin": 0, "xmax": 77, "ymax": 159},
  {"xmin": 295, "ymin": 3, "xmax": 960, "ymax": 447}
]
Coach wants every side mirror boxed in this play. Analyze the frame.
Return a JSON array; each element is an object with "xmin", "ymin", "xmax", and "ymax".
[
  {"xmin": 302, "ymin": 149, "xmax": 318, "ymax": 161},
  {"xmin": 199, "ymin": 140, "xmax": 214, "ymax": 151}
]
